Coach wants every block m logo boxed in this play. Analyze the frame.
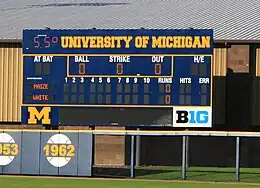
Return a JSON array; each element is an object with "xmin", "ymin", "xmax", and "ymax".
[{"xmin": 28, "ymin": 107, "xmax": 51, "ymax": 124}]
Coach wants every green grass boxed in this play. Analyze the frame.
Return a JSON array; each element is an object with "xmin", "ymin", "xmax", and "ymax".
[
  {"xmin": 2, "ymin": 167, "xmax": 260, "ymax": 187},
  {"xmin": 0, "ymin": 176, "xmax": 260, "ymax": 188},
  {"xmin": 93, "ymin": 166, "xmax": 260, "ymax": 182},
  {"xmin": 135, "ymin": 166, "xmax": 260, "ymax": 182}
]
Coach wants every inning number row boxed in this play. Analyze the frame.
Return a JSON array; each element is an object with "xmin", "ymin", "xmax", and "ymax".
[{"xmin": 64, "ymin": 77, "xmax": 152, "ymax": 84}]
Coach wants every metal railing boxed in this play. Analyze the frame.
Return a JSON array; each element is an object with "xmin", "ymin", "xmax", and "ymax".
[{"xmin": 91, "ymin": 130, "xmax": 260, "ymax": 181}]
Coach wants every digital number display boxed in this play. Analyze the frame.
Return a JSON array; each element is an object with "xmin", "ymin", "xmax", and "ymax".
[
  {"xmin": 34, "ymin": 36, "xmax": 59, "ymax": 48},
  {"xmin": 22, "ymin": 29, "xmax": 213, "ymax": 128}
]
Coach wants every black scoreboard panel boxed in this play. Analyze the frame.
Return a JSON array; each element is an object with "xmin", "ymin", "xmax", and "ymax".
[
  {"xmin": 59, "ymin": 107, "xmax": 172, "ymax": 126},
  {"xmin": 22, "ymin": 29, "xmax": 213, "ymax": 128}
]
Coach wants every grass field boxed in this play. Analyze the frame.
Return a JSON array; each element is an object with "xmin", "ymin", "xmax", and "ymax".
[
  {"xmin": 1, "ymin": 176, "xmax": 260, "ymax": 188},
  {"xmin": 137, "ymin": 167, "xmax": 260, "ymax": 182},
  {"xmin": 2, "ymin": 166, "xmax": 260, "ymax": 188},
  {"xmin": 94, "ymin": 166, "xmax": 260, "ymax": 182}
]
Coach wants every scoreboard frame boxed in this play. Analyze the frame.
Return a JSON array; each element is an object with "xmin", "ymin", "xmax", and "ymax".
[{"xmin": 21, "ymin": 29, "xmax": 213, "ymax": 128}]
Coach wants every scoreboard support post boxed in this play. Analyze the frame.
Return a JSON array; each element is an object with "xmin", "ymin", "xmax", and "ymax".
[
  {"xmin": 182, "ymin": 136, "xmax": 187, "ymax": 180},
  {"xmin": 135, "ymin": 128, "xmax": 141, "ymax": 167},
  {"xmin": 186, "ymin": 136, "xmax": 190, "ymax": 168},
  {"xmin": 130, "ymin": 135, "xmax": 135, "ymax": 178},
  {"xmin": 235, "ymin": 136, "xmax": 240, "ymax": 181}
]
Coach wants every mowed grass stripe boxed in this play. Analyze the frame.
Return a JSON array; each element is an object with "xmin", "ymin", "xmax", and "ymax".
[{"xmin": 0, "ymin": 176, "xmax": 260, "ymax": 188}]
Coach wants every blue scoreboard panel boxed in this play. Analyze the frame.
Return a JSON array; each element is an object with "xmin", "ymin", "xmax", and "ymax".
[{"xmin": 22, "ymin": 29, "xmax": 213, "ymax": 128}]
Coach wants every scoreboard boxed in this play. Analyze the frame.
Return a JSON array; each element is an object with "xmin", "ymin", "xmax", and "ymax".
[{"xmin": 22, "ymin": 29, "xmax": 213, "ymax": 128}]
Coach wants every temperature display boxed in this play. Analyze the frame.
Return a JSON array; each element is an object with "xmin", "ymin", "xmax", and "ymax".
[{"xmin": 34, "ymin": 36, "xmax": 59, "ymax": 48}]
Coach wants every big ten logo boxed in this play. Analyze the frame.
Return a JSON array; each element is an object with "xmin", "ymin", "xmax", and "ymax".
[
  {"xmin": 0, "ymin": 133, "xmax": 19, "ymax": 166},
  {"xmin": 28, "ymin": 107, "xmax": 51, "ymax": 124},
  {"xmin": 43, "ymin": 134, "xmax": 76, "ymax": 168},
  {"xmin": 176, "ymin": 110, "xmax": 209, "ymax": 124}
]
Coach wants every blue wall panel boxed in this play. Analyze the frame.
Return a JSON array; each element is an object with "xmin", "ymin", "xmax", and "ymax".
[
  {"xmin": 58, "ymin": 132, "xmax": 79, "ymax": 176},
  {"xmin": 2, "ymin": 131, "xmax": 22, "ymax": 174},
  {"xmin": 78, "ymin": 132, "xmax": 93, "ymax": 176},
  {"xmin": 39, "ymin": 132, "xmax": 59, "ymax": 175},
  {"xmin": 21, "ymin": 132, "xmax": 41, "ymax": 174}
]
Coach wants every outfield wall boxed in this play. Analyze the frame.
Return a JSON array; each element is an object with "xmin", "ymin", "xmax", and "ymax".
[
  {"xmin": 1, "ymin": 129, "xmax": 260, "ymax": 181},
  {"xmin": 0, "ymin": 130, "xmax": 92, "ymax": 176}
]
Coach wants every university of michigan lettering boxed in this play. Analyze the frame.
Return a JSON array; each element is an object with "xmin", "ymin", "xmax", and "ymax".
[{"xmin": 61, "ymin": 36, "xmax": 211, "ymax": 49}]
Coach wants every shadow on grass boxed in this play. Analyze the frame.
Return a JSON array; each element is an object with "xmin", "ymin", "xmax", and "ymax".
[
  {"xmin": 93, "ymin": 166, "xmax": 175, "ymax": 178},
  {"xmin": 241, "ymin": 173, "xmax": 260, "ymax": 181},
  {"xmin": 92, "ymin": 166, "xmax": 260, "ymax": 182}
]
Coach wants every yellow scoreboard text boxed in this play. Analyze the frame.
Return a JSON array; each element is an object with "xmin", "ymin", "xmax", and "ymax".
[{"xmin": 61, "ymin": 36, "xmax": 211, "ymax": 49}]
